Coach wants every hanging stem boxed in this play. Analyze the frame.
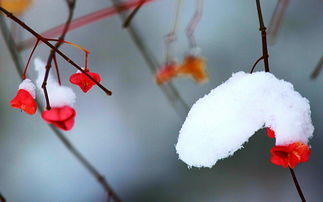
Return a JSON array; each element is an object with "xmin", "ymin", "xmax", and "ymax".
[
  {"xmin": 267, "ymin": 0, "xmax": 290, "ymax": 45},
  {"xmin": 85, "ymin": 52, "xmax": 89, "ymax": 70},
  {"xmin": 186, "ymin": 0, "xmax": 203, "ymax": 49},
  {"xmin": 164, "ymin": 0, "xmax": 182, "ymax": 63},
  {"xmin": 53, "ymin": 54, "xmax": 61, "ymax": 85},
  {"xmin": 250, "ymin": 56, "xmax": 264, "ymax": 73},
  {"xmin": 255, "ymin": 0, "xmax": 270, "ymax": 72},
  {"xmin": 22, "ymin": 38, "xmax": 39, "ymax": 79},
  {"xmin": 289, "ymin": 167, "xmax": 307, "ymax": 202}
]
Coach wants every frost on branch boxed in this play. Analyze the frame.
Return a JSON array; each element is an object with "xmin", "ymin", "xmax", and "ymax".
[
  {"xmin": 176, "ymin": 71, "xmax": 314, "ymax": 168},
  {"xmin": 34, "ymin": 57, "xmax": 76, "ymax": 107}
]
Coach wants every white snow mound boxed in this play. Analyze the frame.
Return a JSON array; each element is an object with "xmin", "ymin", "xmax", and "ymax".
[
  {"xmin": 34, "ymin": 57, "xmax": 76, "ymax": 107},
  {"xmin": 176, "ymin": 71, "xmax": 314, "ymax": 168},
  {"xmin": 19, "ymin": 79, "xmax": 36, "ymax": 98}
]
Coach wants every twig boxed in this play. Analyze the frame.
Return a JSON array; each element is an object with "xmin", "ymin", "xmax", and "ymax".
[
  {"xmin": 16, "ymin": 0, "xmax": 156, "ymax": 51},
  {"xmin": 310, "ymin": 55, "xmax": 323, "ymax": 79},
  {"xmin": 186, "ymin": 0, "xmax": 203, "ymax": 49},
  {"xmin": 42, "ymin": 0, "xmax": 76, "ymax": 110},
  {"xmin": 250, "ymin": 56, "xmax": 264, "ymax": 73},
  {"xmin": 0, "ymin": 193, "xmax": 6, "ymax": 202},
  {"xmin": 110, "ymin": 0, "xmax": 190, "ymax": 118},
  {"xmin": 0, "ymin": 6, "xmax": 113, "ymax": 107},
  {"xmin": 289, "ymin": 167, "xmax": 307, "ymax": 202},
  {"xmin": 255, "ymin": 0, "xmax": 270, "ymax": 72},
  {"xmin": 254, "ymin": 1, "xmax": 306, "ymax": 201},
  {"xmin": 268, "ymin": 0, "xmax": 290, "ymax": 45},
  {"xmin": 123, "ymin": 0, "xmax": 145, "ymax": 28},
  {"xmin": 0, "ymin": 12, "xmax": 121, "ymax": 202}
]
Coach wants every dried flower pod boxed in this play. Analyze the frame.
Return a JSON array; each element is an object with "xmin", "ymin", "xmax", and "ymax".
[
  {"xmin": 155, "ymin": 62, "xmax": 179, "ymax": 85},
  {"xmin": 178, "ymin": 55, "xmax": 207, "ymax": 83}
]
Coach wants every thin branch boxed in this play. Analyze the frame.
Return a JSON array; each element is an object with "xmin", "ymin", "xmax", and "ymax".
[
  {"xmin": 164, "ymin": 0, "xmax": 182, "ymax": 63},
  {"xmin": 16, "ymin": 0, "xmax": 156, "ymax": 51},
  {"xmin": 310, "ymin": 55, "xmax": 323, "ymax": 79},
  {"xmin": 123, "ymin": 0, "xmax": 145, "ymax": 28},
  {"xmin": 0, "ymin": 13, "xmax": 121, "ymax": 202},
  {"xmin": 250, "ymin": 56, "xmax": 264, "ymax": 73},
  {"xmin": 110, "ymin": 0, "xmax": 190, "ymax": 118},
  {"xmin": 255, "ymin": 1, "xmax": 307, "ymax": 201},
  {"xmin": 255, "ymin": 0, "xmax": 270, "ymax": 72},
  {"xmin": 42, "ymin": 0, "xmax": 76, "ymax": 110},
  {"xmin": 186, "ymin": 0, "xmax": 203, "ymax": 49},
  {"xmin": 268, "ymin": 0, "xmax": 289, "ymax": 45},
  {"xmin": 0, "ymin": 6, "xmax": 113, "ymax": 102},
  {"xmin": 289, "ymin": 167, "xmax": 307, "ymax": 202}
]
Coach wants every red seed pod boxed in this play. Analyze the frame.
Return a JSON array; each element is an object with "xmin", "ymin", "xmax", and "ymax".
[
  {"xmin": 270, "ymin": 142, "xmax": 310, "ymax": 168},
  {"xmin": 10, "ymin": 89, "xmax": 37, "ymax": 115},
  {"xmin": 70, "ymin": 71, "xmax": 101, "ymax": 93},
  {"xmin": 42, "ymin": 106, "xmax": 76, "ymax": 131}
]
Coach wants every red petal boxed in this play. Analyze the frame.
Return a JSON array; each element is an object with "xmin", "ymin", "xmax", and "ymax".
[
  {"xmin": 270, "ymin": 142, "xmax": 310, "ymax": 168},
  {"xmin": 10, "ymin": 89, "xmax": 37, "ymax": 115},
  {"xmin": 42, "ymin": 106, "xmax": 76, "ymax": 131},
  {"xmin": 70, "ymin": 72, "xmax": 101, "ymax": 93},
  {"xmin": 267, "ymin": 128, "xmax": 276, "ymax": 138}
]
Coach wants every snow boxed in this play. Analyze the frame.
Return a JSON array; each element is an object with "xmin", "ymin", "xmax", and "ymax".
[
  {"xmin": 34, "ymin": 57, "xmax": 76, "ymax": 107},
  {"xmin": 176, "ymin": 71, "xmax": 314, "ymax": 168},
  {"xmin": 18, "ymin": 79, "xmax": 36, "ymax": 98}
]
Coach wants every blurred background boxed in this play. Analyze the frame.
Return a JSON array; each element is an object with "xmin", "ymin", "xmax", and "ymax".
[{"xmin": 0, "ymin": 0, "xmax": 322, "ymax": 201}]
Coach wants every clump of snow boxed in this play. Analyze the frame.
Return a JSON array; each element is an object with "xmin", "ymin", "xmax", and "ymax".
[
  {"xmin": 34, "ymin": 58, "xmax": 76, "ymax": 107},
  {"xmin": 18, "ymin": 79, "xmax": 36, "ymax": 98},
  {"xmin": 176, "ymin": 71, "xmax": 314, "ymax": 168}
]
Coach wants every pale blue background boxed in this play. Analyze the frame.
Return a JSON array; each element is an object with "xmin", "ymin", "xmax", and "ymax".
[{"xmin": 0, "ymin": 0, "xmax": 322, "ymax": 201}]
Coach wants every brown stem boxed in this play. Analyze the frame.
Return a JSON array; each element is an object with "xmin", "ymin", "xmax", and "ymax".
[
  {"xmin": 123, "ymin": 0, "xmax": 145, "ymax": 28},
  {"xmin": 53, "ymin": 54, "xmax": 61, "ymax": 85},
  {"xmin": 42, "ymin": 0, "xmax": 75, "ymax": 109},
  {"xmin": 310, "ymin": 55, "xmax": 323, "ymax": 79},
  {"xmin": 255, "ymin": 0, "xmax": 270, "ymax": 72},
  {"xmin": 0, "ymin": 6, "xmax": 112, "ymax": 106},
  {"xmin": 0, "ymin": 15, "xmax": 121, "ymax": 202},
  {"xmin": 186, "ymin": 0, "xmax": 203, "ymax": 49},
  {"xmin": 22, "ymin": 38, "xmax": 39, "ymax": 79},
  {"xmin": 250, "ymin": 56, "xmax": 264, "ymax": 73},
  {"xmin": 268, "ymin": 0, "xmax": 289, "ymax": 45},
  {"xmin": 289, "ymin": 167, "xmax": 307, "ymax": 202}
]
